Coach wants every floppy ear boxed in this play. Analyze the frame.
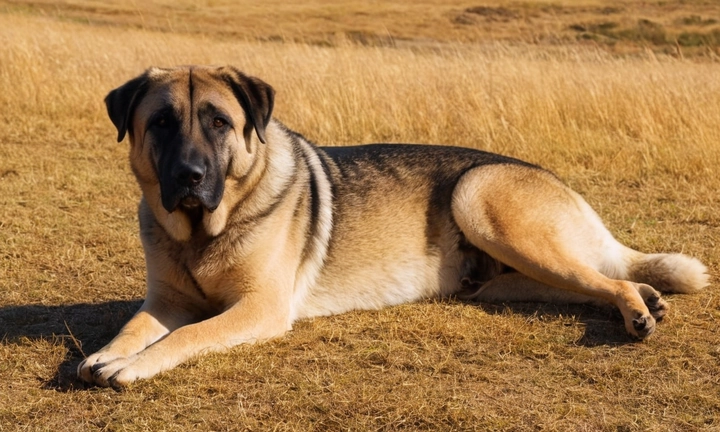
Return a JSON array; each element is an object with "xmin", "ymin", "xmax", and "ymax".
[
  {"xmin": 221, "ymin": 67, "xmax": 275, "ymax": 145},
  {"xmin": 104, "ymin": 72, "xmax": 151, "ymax": 143}
]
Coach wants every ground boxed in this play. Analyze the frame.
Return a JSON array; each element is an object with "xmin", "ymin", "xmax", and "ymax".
[{"xmin": 0, "ymin": 1, "xmax": 718, "ymax": 430}]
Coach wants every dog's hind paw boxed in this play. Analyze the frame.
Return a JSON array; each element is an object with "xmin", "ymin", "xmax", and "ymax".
[
  {"xmin": 644, "ymin": 293, "xmax": 669, "ymax": 322},
  {"xmin": 627, "ymin": 313, "xmax": 656, "ymax": 339},
  {"xmin": 634, "ymin": 283, "xmax": 669, "ymax": 322}
]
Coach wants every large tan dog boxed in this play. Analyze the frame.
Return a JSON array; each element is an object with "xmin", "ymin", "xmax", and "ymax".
[{"xmin": 78, "ymin": 66, "xmax": 709, "ymax": 388}]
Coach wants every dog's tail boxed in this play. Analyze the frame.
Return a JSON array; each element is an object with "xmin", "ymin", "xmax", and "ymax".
[{"xmin": 622, "ymin": 250, "xmax": 710, "ymax": 293}]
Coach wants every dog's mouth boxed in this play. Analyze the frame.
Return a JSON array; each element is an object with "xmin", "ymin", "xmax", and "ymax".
[
  {"xmin": 179, "ymin": 195, "xmax": 203, "ymax": 210},
  {"xmin": 162, "ymin": 184, "xmax": 223, "ymax": 214},
  {"xmin": 160, "ymin": 172, "xmax": 225, "ymax": 215},
  {"xmin": 179, "ymin": 195, "xmax": 206, "ymax": 227}
]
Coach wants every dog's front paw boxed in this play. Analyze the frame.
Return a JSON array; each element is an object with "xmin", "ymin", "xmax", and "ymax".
[
  {"xmin": 78, "ymin": 351, "xmax": 125, "ymax": 384},
  {"xmin": 78, "ymin": 353, "xmax": 150, "ymax": 389},
  {"xmin": 88, "ymin": 356, "xmax": 141, "ymax": 389}
]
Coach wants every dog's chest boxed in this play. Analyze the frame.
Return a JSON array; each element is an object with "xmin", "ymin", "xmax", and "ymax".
[{"xmin": 165, "ymin": 239, "xmax": 251, "ymax": 312}]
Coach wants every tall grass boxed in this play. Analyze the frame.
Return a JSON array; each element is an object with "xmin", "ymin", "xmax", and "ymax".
[{"xmin": 2, "ymin": 14, "xmax": 719, "ymax": 177}]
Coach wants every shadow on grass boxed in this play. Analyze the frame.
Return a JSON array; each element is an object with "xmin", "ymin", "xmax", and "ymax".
[
  {"xmin": 467, "ymin": 300, "xmax": 638, "ymax": 347},
  {"xmin": 1, "ymin": 298, "xmax": 635, "ymax": 391},
  {"xmin": 0, "ymin": 300, "xmax": 142, "ymax": 391}
]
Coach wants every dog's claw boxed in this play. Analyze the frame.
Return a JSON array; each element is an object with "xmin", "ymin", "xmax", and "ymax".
[{"xmin": 633, "ymin": 317, "xmax": 647, "ymax": 331}]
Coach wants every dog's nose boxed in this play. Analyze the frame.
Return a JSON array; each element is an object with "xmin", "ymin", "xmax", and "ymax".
[{"xmin": 176, "ymin": 162, "xmax": 206, "ymax": 187}]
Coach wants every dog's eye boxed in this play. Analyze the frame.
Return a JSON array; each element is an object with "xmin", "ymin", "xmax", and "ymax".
[
  {"xmin": 154, "ymin": 115, "xmax": 169, "ymax": 128},
  {"xmin": 213, "ymin": 117, "xmax": 227, "ymax": 128}
]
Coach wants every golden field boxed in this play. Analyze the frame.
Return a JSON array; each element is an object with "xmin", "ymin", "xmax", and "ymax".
[{"xmin": 0, "ymin": 1, "xmax": 719, "ymax": 430}]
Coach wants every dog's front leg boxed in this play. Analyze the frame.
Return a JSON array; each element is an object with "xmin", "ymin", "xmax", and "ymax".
[{"xmin": 86, "ymin": 291, "xmax": 291, "ymax": 388}]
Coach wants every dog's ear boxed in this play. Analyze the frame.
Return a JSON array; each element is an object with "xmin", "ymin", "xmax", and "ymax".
[
  {"xmin": 221, "ymin": 67, "xmax": 275, "ymax": 145},
  {"xmin": 105, "ymin": 72, "xmax": 151, "ymax": 143}
]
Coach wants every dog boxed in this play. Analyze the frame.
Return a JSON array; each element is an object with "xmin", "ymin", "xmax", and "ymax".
[{"xmin": 78, "ymin": 65, "xmax": 709, "ymax": 388}]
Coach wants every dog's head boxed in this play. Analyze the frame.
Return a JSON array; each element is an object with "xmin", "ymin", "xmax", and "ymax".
[{"xmin": 105, "ymin": 66, "xmax": 275, "ymax": 240}]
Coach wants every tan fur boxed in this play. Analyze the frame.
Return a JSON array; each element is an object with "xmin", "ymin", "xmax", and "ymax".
[{"xmin": 78, "ymin": 66, "xmax": 709, "ymax": 388}]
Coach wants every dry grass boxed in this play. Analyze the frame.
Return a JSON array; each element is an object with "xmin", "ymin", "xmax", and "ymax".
[
  {"xmin": 3, "ymin": 0, "xmax": 720, "ymax": 55},
  {"xmin": 0, "ymin": 2, "xmax": 719, "ymax": 431}
]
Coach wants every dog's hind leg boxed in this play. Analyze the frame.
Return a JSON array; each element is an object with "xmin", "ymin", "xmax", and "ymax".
[
  {"xmin": 461, "ymin": 272, "xmax": 670, "ymax": 322},
  {"xmin": 451, "ymin": 164, "xmax": 706, "ymax": 338}
]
